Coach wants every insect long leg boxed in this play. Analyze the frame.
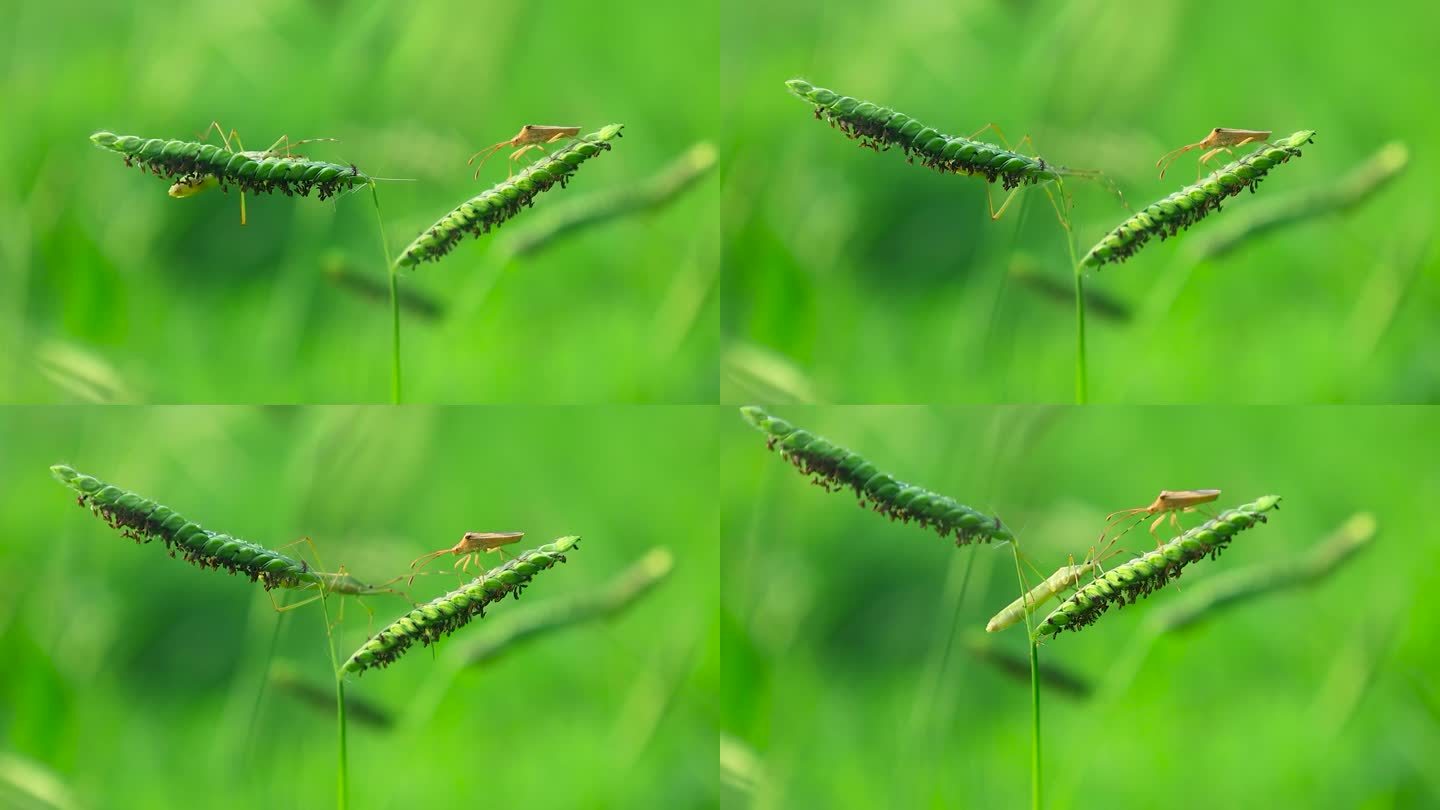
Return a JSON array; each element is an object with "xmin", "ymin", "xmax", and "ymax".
[
  {"xmin": 1197, "ymin": 146, "xmax": 1234, "ymax": 169},
  {"xmin": 262, "ymin": 135, "xmax": 340, "ymax": 158},
  {"xmin": 986, "ymin": 184, "xmax": 1024, "ymax": 222},
  {"xmin": 272, "ymin": 581, "xmax": 330, "ymax": 616},
  {"xmin": 1018, "ymin": 550, "xmax": 1050, "ymax": 587},
  {"xmin": 967, "ymin": 122, "xmax": 1010, "ymax": 144},
  {"xmin": 1040, "ymin": 181, "xmax": 1072, "ymax": 233},
  {"xmin": 278, "ymin": 535, "xmax": 329, "ymax": 570},
  {"xmin": 197, "ymin": 121, "xmax": 241, "ymax": 153},
  {"xmin": 271, "ymin": 537, "xmax": 349, "ymax": 625},
  {"xmin": 271, "ymin": 590, "xmax": 321, "ymax": 613},
  {"xmin": 1147, "ymin": 512, "xmax": 1175, "ymax": 548},
  {"xmin": 230, "ymin": 126, "xmax": 250, "ymax": 226},
  {"xmin": 505, "ymin": 144, "xmax": 547, "ymax": 177},
  {"xmin": 191, "ymin": 122, "xmax": 250, "ymax": 224},
  {"xmin": 1000, "ymin": 133, "xmax": 1078, "ymax": 231}
]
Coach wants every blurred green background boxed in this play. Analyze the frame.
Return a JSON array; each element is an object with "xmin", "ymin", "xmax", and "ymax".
[
  {"xmin": 0, "ymin": 406, "xmax": 717, "ymax": 808},
  {"xmin": 721, "ymin": 0, "xmax": 1440, "ymax": 403},
  {"xmin": 0, "ymin": 1, "xmax": 717, "ymax": 403},
  {"xmin": 722, "ymin": 406, "xmax": 1440, "ymax": 807}
]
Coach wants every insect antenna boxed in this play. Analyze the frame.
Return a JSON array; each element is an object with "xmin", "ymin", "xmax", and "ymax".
[
  {"xmin": 409, "ymin": 548, "xmax": 451, "ymax": 571},
  {"xmin": 1097, "ymin": 507, "xmax": 1150, "ymax": 544},
  {"xmin": 1055, "ymin": 166, "xmax": 1130, "ymax": 212},
  {"xmin": 467, "ymin": 141, "xmax": 510, "ymax": 179},
  {"xmin": 1156, "ymin": 142, "xmax": 1201, "ymax": 180}
]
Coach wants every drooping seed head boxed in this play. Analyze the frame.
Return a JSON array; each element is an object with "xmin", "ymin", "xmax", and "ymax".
[
  {"xmin": 786, "ymin": 79, "xmax": 1061, "ymax": 190},
  {"xmin": 741, "ymin": 407, "xmax": 1013, "ymax": 546},
  {"xmin": 1082, "ymin": 132, "xmax": 1315, "ymax": 268},
  {"xmin": 52, "ymin": 464, "xmax": 321, "ymax": 590},
  {"xmin": 395, "ymin": 125, "xmax": 625, "ymax": 267},
  {"xmin": 90, "ymin": 130, "xmax": 371, "ymax": 201},
  {"xmin": 1032, "ymin": 496, "xmax": 1282, "ymax": 642},
  {"xmin": 342, "ymin": 535, "xmax": 581, "ymax": 675}
]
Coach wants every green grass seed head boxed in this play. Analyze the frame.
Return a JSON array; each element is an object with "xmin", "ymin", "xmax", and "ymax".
[
  {"xmin": 395, "ymin": 125, "xmax": 624, "ymax": 267},
  {"xmin": 740, "ymin": 407, "xmax": 1013, "ymax": 546},
  {"xmin": 342, "ymin": 535, "xmax": 581, "ymax": 675},
  {"xmin": 1082, "ymin": 132, "xmax": 1315, "ymax": 268},
  {"xmin": 90, "ymin": 130, "xmax": 371, "ymax": 201},
  {"xmin": 52, "ymin": 464, "xmax": 321, "ymax": 590},
  {"xmin": 1032, "ymin": 496, "xmax": 1282, "ymax": 642},
  {"xmin": 785, "ymin": 78, "xmax": 1059, "ymax": 191}
]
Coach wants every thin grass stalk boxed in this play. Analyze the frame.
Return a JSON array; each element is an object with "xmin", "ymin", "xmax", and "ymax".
[
  {"xmin": 1073, "ymin": 268, "xmax": 1088, "ymax": 403},
  {"xmin": 739, "ymin": 407, "xmax": 1013, "ymax": 545},
  {"xmin": 1029, "ymin": 639, "xmax": 1041, "ymax": 810},
  {"xmin": 926, "ymin": 546, "xmax": 977, "ymax": 727},
  {"xmin": 1065, "ymin": 224, "xmax": 1087, "ymax": 404},
  {"xmin": 239, "ymin": 597, "xmax": 286, "ymax": 770},
  {"xmin": 1009, "ymin": 543, "xmax": 1041, "ymax": 810},
  {"xmin": 368, "ymin": 184, "xmax": 401, "ymax": 404},
  {"xmin": 315, "ymin": 588, "xmax": 347, "ymax": 810}
]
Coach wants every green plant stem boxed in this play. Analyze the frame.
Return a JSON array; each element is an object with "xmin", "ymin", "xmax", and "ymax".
[
  {"xmin": 1073, "ymin": 269, "xmax": 1087, "ymax": 404},
  {"xmin": 1009, "ymin": 543, "xmax": 1041, "ymax": 810},
  {"xmin": 335, "ymin": 679, "xmax": 349, "ymax": 810},
  {"xmin": 318, "ymin": 592, "xmax": 348, "ymax": 810},
  {"xmin": 1029, "ymin": 639, "xmax": 1041, "ymax": 810},
  {"xmin": 388, "ymin": 268, "xmax": 401, "ymax": 404},
  {"xmin": 370, "ymin": 183, "xmax": 400, "ymax": 404},
  {"xmin": 1066, "ymin": 222, "xmax": 1087, "ymax": 404}
]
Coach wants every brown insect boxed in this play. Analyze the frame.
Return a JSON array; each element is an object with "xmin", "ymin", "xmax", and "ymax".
[
  {"xmin": 1100, "ymin": 489, "xmax": 1222, "ymax": 546},
  {"xmin": 1156, "ymin": 128, "xmax": 1273, "ymax": 180},
  {"xmin": 409, "ymin": 531, "xmax": 526, "ymax": 575},
  {"xmin": 467, "ymin": 125, "xmax": 581, "ymax": 179}
]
